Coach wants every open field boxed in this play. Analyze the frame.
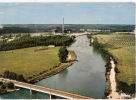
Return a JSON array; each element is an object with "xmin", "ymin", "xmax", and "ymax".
[
  {"xmin": 93, "ymin": 33, "xmax": 135, "ymax": 85},
  {"xmin": 28, "ymin": 50, "xmax": 76, "ymax": 83},
  {"xmin": 0, "ymin": 46, "xmax": 60, "ymax": 79}
]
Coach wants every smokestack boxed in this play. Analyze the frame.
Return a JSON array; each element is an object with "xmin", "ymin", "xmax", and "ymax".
[{"xmin": 62, "ymin": 17, "xmax": 64, "ymax": 34}]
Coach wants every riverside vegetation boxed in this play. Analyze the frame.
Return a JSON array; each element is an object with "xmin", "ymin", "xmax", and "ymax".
[
  {"xmin": 0, "ymin": 81, "xmax": 15, "ymax": 95},
  {"xmin": 0, "ymin": 35, "xmax": 76, "ymax": 83},
  {"xmin": 87, "ymin": 33, "xmax": 135, "ymax": 96}
]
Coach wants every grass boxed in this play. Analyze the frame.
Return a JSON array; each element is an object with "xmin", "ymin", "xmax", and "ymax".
[
  {"xmin": 28, "ymin": 50, "xmax": 76, "ymax": 83},
  {"xmin": 93, "ymin": 33, "xmax": 135, "ymax": 85},
  {"xmin": 0, "ymin": 46, "xmax": 60, "ymax": 80}
]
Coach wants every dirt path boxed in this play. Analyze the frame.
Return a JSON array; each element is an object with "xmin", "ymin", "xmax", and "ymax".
[{"xmin": 107, "ymin": 58, "xmax": 131, "ymax": 99}]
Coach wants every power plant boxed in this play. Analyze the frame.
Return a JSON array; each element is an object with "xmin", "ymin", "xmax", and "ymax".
[{"xmin": 62, "ymin": 17, "xmax": 64, "ymax": 34}]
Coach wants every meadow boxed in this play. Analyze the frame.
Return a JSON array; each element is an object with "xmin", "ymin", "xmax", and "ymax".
[
  {"xmin": 0, "ymin": 46, "xmax": 60, "ymax": 79},
  {"xmin": 93, "ymin": 33, "xmax": 135, "ymax": 86}
]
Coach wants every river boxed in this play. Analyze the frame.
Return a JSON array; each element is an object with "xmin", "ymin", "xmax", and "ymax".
[{"xmin": 0, "ymin": 35, "xmax": 106, "ymax": 99}]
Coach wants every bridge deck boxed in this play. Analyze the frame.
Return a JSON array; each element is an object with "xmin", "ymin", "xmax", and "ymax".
[{"xmin": 0, "ymin": 78, "xmax": 93, "ymax": 99}]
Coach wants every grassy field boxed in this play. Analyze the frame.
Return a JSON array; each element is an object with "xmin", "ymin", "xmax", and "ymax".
[
  {"xmin": 93, "ymin": 33, "xmax": 135, "ymax": 85},
  {"xmin": 29, "ymin": 50, "xmax": 76, "ymax": 83},
  {"xmin": 0, "ymin": 46, "xmax": 60, "ymax": 79}
]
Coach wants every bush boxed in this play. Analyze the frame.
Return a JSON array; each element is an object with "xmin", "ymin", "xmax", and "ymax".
[
  {"xmin": 117, "ymin": 81, "xmax": 135, "ymax": 95},
  {"xmin": 0, "ymin": 81, "xmax": 3, "ymax": 86},
  {"xmin": 1, "ymin": 84, "xmax": 6, "ymax": 89},
  {"xmin": 114, "ymin": 67, "xmax": 120, "ymax": 73},
  {"xmin": 7, "ymin": 82, "xmax": 14, "ymax": 89},
  {"xmin": 3, "ymin": 71, "xmax": 26, "ymax": 82},
  {"xmin": 0, "ymin": 88, "xmax": 7, "ymax": 94}
]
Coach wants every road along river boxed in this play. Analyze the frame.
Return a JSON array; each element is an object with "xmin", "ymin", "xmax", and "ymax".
[{"xmin": 0, "ymin": 35, "xmax": 106, "ymax": 99}]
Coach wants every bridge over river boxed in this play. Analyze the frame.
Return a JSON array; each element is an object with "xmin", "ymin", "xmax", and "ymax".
[
  {"xmin": 0, "ymin": 78, "xmax": 93, "ymax": 99},
  {"xmin": 0, "ymin": 35, "xmax": 106, "ymax": 99}
]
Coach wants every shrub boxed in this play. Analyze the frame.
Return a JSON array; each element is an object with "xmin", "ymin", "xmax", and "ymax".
[
  {"xmin": 117, "ymin": 81, "xmax": 135, "ymax": 95},
  {"xmin": 1, "ymin": 84, "xmax": 6, "ymax": 89},
  {"xmin": 3, "ymin": 71, "xmax": 26, "ymax": 82},
  {"xmin": 0, "ymin": 81, "xmax": 3, "ymax": 86},
  {"xmin": 7, "ymin": 82, "xmax": 14, "ymax": 89}
]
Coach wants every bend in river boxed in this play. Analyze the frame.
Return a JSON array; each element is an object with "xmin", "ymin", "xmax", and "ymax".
[{"xmin": 0, "ymin": 35, "xmax": 106, "ymax": 99}]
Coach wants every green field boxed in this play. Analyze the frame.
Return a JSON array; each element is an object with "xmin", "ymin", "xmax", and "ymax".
[
  {"xmin": 93, "ymin": 33, "xmax": 135, "ymax": 85},
  {"xmin": 0, "ymin": 46, "xmax": 60, "ymax": 79}
]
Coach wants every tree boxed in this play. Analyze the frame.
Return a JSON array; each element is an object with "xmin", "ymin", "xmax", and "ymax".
[
  {"xmin": 7, "ymin": 82, "xmax": 14, "ymax": 89},
  {"xmin": 0, "ymin": 35, "xmax": 74, "ymax": 51},
  {"xmin": 0, "ymin": 81, "xmax": 3, "ymax": 86},
  {"xmin": 3, "ymin": 70, "xmax": 10, "ymax": 78},
  {"xmin": 17, "ymin": 74, "xmax": 25, "ymax": 82},
  {"xmin": 1, "ymin": 84, "xmax": 6, "ymax": 89},
  {"xmin": 58, "ymin": 46, "xmax": 68, "ymax": 63},
  {"xmin": 3, "ymin": 71, "xmax": 26, "ymax": 82}
]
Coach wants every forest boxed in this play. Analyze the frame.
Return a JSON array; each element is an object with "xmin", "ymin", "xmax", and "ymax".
[
  {"xmin": 0, "ymin": 35, "xmax": 75, "ymax": 51},
  {"xmin": 0, "ymin": 24, "xmax": 134, "ymax": 34}
]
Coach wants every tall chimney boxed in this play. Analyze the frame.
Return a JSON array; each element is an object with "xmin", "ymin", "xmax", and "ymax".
[{"xmin": 62, "ymin": 17, "xmax": 64, "ymax": 34}]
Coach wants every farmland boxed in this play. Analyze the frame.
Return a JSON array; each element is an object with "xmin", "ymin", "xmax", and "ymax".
[
  {"xmin": 93, "ymin": 33, "xmax": 135, "ymax": 86},
  {"xmin": 0, "ymin": 46, "xmax": 60, "ymax": 79}
]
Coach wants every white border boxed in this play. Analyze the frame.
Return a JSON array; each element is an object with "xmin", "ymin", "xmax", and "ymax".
[{"xmin": 0, "ymin": 0, "xmax": 135, "ymax": 3}]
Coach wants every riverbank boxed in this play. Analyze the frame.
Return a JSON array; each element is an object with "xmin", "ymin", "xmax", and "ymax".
[
  {"xmin": 107, "ymin": 58, "xmax": 131, "ymax": 99},
  {"xmin": 0, "ymin": 51, "xmax": 76, "ymax": 95},
  {"xmin": 87, "ymin": 35, "xmax": 112, "ymax": 98},
  {"xmin": 87, "ymin": 34, "xmax": 134, "ymax": 99},
  {"xmin": 0, "ymin": 88, "xmax": 20, "ymax": 95},
  {"xmin": 0, "ymin": 81, "xmax": 20, "ymax": 95},
  {"xmin": 28, "ymin": 51, "xmax": 77, "ymax": 83}
]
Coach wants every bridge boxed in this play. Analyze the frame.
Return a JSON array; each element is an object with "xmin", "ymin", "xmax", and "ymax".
[{"xmin": 0, "ymin": 78, "xmax": 93, "ymax": 99}]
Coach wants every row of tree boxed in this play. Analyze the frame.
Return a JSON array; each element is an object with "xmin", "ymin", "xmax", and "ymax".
[
  {"xmin": 3, "ymin": 71, "xmax": 26, "ymax": 82},
  {"xmin": 0, "ymin": 35, "xmax": 75, "ymax": 51},
  {"xmin": 88, "ymin": 35, "xmax": 135, "ymax": 95},
  {"xmin": 92, "ymin": 38, "xmax": 112, "ymax": 61},
  {"xmin": 0, "ymin": 27, "xmax": 32, "ymax": 34}
]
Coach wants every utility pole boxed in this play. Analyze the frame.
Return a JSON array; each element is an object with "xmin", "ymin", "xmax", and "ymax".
[{"xmin": 62, "ymin": 17, "xmax": 64, "ymax": 34}]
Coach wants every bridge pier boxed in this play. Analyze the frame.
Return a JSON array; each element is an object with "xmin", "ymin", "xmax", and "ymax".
[
  {"xmin": 30, "ymin": 89, "xmax": 36, "ymax": 94},
  {"xmin": 30, "ymin": 89, "xmax": 32, "ymax": 95},
  {"xmin": 49, "ymin": 93, "xmax": 57, "ymax": 99},
  {"xmin": 49, "ymin": 93, "xmax": 52, "ymax": 99}
]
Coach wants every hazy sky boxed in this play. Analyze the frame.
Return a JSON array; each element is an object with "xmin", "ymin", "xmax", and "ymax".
[{"xmin": 0, "ymin": 3, "xmax": 135, "ymax": 24}]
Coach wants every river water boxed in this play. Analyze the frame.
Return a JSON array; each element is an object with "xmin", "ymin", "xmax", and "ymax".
[{"xmin": 0, "ymin": 35, "xmax": 106, "ymax": 99}]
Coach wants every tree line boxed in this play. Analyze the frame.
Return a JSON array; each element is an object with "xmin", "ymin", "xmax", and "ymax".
[
  {"xmin": 92, "ymin": 37, "xmax": 112, "ymax": 61},
  {"xmin": 0, "ymin": 27, "xmax": 32, "ymax": 34},
  {"xmin": 0, "ymin": 35, "xmax": 75, "ymax": 51},
  {"xmin": 87, "ymin": 34, "xmax": 135, "ymax": 95},
  {"xmin": 3, "ymin": 71, "xmax": 26, "ymax": 82}
]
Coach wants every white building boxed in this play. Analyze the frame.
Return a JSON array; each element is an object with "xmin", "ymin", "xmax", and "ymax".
[{"xmin": 0, "ymin": 25, "xmax": 3, "ymax": 29}]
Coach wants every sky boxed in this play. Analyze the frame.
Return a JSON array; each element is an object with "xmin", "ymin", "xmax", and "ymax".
[{"xmin": 0, "ymin": 3, "xmax": 135, "ymax": 24}]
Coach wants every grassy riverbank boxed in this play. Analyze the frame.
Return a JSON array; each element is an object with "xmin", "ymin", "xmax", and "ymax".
[
  {"xmin": 92, "ymin": 33, "xmax": 135, "ymax": 95},
  {"xmin": 0, "ymin": 46, "xmax": 76, "ymax": 83}
]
